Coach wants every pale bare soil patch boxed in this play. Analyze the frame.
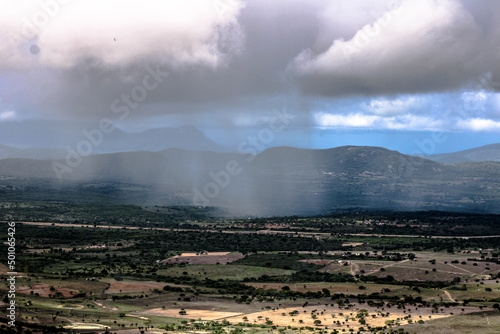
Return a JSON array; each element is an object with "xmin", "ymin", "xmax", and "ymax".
[
  {"xmin": 64, "ymin": 323, "xmax": 109, "ymax": 330},
  {"xmin": 342, "ymin": 242, "xmax": 364, "ymax": 247},
  {"xmin": 181, "ymin": 252, "xmax": 230, "ymax": 256},
  {"xmin": 125, "ymin": 314, "xmax": 149, "ymax": 320},
  {"xmin": 57, "ymin": 304, "xmax": 85, "ymax": 309},
  {"xmin": 140, "ymin": 308, "xmax": 243, "ymax": 320}
]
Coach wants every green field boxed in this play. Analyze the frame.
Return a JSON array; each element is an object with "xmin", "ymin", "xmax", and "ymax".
[
  {"xmin": 400, "ymin": 311, "xmax": 500, "ymax": 334},
  {"xmin": 158, "ymin": 264, "xmax": 295, "ymax": 280}
]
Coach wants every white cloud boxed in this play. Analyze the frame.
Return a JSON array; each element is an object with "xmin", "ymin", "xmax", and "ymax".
[
  {"xmin": 315, "ymin": 91, "xmax": 500, "ymax": 132},
  {"xmin": 0, "ymin": 110, "xmax": 16, "ymax": 121},
  {"xmin": 0, "ymin": 0, "xmax": 245, "ymax": 69},
  {"xmin": 362, "ymin": 96, "xmax": 421, "ymax": 116},
  {"xmin": 291, "ymin": 0, "xmax": 489, "ymax": 96},
  {"xmin": 461, "ymin": 91, "xmax": 487, "ymax": 112},
  {"xmin": 457, "ymin": 118, "xmax": 500, "ymax": 131},
  {"xmin": 315, "ymin": 113, "xmax": 378, "ymax": 128},
  {"xmin": 384, "ymin": 115, "xmax": 443, "ymax": 131},
  {"xmin": 315, "ymin": 112, "xmax": 443, "ymax": 131}
]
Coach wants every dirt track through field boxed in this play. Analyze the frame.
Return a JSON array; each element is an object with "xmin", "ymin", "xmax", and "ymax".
[
  {"xmin": 384, "ymin": 265, "xmax": 474, "ymax": 276},
  {"xmin": 368, "ymin": 259, "xmax": 410, "ymax": 275},
  {"xmin": 447, "ymin": 263, "xmax": 475, "ymax": 274},
  {"xmin": 350, "ymin": 262, "xmax": 359, "ymax": 276},
  {"xmin": 444, "ymin": 290, "xmax": 455, "ymax": 302}
]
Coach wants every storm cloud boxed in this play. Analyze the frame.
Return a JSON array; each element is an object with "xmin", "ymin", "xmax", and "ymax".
[{"xmin": 0, "ymin": 0, "xmax": 499, "ymax": 146}]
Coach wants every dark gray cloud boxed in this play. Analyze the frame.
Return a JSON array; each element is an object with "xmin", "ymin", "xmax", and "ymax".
[{"xmin": 0, "ymin": 0, "xmax": 499, "ymax": 132}]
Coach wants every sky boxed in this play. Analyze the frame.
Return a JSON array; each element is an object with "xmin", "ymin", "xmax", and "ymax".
[{"xmin": 0, "ymin": 0, "xmax": 499, "ymax": 155}]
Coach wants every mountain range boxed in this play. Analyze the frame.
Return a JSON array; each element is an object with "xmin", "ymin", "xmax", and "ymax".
[
  {"xmin": 0, "ymin": 121, "xmax": 230, "ymax": 159},
  {"xmin": 0, "ymin": 145, "xmax": 499, "ymax": 216},
  {"xmin": 427, "ymin": 143, "xmax": 500, "ymax": 163}
]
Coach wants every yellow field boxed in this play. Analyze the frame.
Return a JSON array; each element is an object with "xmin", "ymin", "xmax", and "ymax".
[
  {"xmin": 138, "ymin": 304, "xmax": 458, "ymax": 331},
  {"xmin": 225, "ymin": 305, "xmax": 450, "ymax": 330}
]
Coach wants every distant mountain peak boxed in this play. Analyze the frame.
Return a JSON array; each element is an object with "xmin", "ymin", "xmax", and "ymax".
[
  {"xmin": 0, "ymin": 121, "xmax": 233, "ymax": 156},
  {"xmin": 427, "ymin": 143, "xmax": 500, "ymax": 163}
]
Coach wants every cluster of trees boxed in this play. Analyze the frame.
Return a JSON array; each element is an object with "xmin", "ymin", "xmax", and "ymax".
[
  {"xmin": 226, "ymin": 211, "xmax": 500, "ymax": 237},
  {"xmin": 16, "ymin": 225, "xmax": 344, "ymax": 253},
  {"xmin": 1, "ymin": 200, "xmax": 227, "ymax": 228}
]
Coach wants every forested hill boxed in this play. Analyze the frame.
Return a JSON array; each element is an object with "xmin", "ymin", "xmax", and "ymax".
[{"xmin": 0, "ymin": 146, "xmax": 499, "ymax": 216}]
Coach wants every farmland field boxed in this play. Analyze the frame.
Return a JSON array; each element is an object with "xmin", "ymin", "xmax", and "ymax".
[
  {"xmin": 2, "ymin": 209, "xmax": 500, "ymax": 333},
  {"xmin": 104, "ymin": 279, "xmax": 182, "ymax": 294},
  {"xmin": 158, "ymin": 264, "xmax": 295, "ymax": 280},
  {"xmin": 160, "ymin": 252, "xmax": 245, "ymax": 265},
  {"xmin": 140, "ymin": 308, "xmax": 244, "ymax": 320}
]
